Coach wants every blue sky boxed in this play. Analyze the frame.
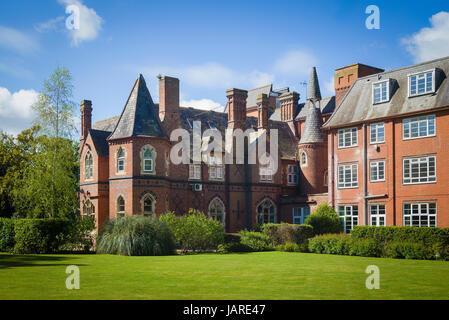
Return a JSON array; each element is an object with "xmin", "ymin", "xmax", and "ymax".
[{"xmin": 0, "ymin": 0, "xmax": 448, "ymax": 134}]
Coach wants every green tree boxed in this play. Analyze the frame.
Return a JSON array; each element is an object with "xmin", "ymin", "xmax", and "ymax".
[
  {"xmin": 10, "ymin": 135, "xmax": 78, "ymax": 219},
  {"xmin": 32, "ymin": 66, "xmax": 76, "ymax": 139},
  {"xmin": 28, "ymin": 66, "xmax": 78, "ymax": 218},
  {"xmin": 0, "ymin": 127, "xmax": 40, "ymax": 217}
]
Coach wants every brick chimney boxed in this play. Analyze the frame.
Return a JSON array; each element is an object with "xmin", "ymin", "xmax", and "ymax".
[
  {"xmin": 335, "ymin": 63, "xmax": 384, "ymax": 107},
  {"xmin": 226, "ymin": 88, "xmax": 248, "ymax": 129},
  {"xmin": 158, "ymin": 75, "xmax": 180, "ymax": 132},
  {"xmin": 256, "ymin": 93, "xmax": 269, "ymax": 130},
  {"xmin": 279, "ymin": 91, "xmax": 299, "ymax": 122},
  {"xmin": 279, "ymin": 91, "xmax": 299, "ymax": 135},
  {"xmin": 80, "ymin": 100, "xmax": 92, "ymax": 140}
]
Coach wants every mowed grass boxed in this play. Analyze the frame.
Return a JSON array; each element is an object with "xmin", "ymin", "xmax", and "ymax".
[{"xmin": 0, "ymin": 252, "xmax": 448, "ymax": 300}]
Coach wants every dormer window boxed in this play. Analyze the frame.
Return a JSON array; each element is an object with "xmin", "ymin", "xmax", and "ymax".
[
  {"xmin": 373, "ymin": 80, "xmax": 390, "ymax": 104},
  {"xmin": 409, "ymin": 70, "xmax": 435, "ymax": 97}
]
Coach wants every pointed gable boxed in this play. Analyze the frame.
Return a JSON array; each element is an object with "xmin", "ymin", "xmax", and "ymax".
[{"xmin": 109, "ymin": 74, "xmax": 164, "ymax": 140}]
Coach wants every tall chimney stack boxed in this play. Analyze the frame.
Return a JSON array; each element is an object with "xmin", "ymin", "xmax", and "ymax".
[
  {"xmin": 80, "ymin": 100, "xmax": 92, "ymax": 140},
  {"xmin": 226, "ymin": 88, "xmax": 248, "ymax": 129}
]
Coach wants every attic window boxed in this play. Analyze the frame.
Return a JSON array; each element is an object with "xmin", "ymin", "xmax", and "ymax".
[
  {"xmin": 209, "ymin": 122, "xmax": 217, "ymax": 130},
  {"xmin": 409, "ymin": 70, "xmax": 435, "ymax": 97},
  {"xmin": 373, "ymin": 80, "xmax": 390, "ymax": 104}
]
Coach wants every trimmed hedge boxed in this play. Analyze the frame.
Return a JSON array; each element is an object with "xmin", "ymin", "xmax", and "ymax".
[
  {"xmin": 13, "ymin": 219, "xmax": 71, "ymax": 254},
  {"xmin": 351, "ymin": 226, "xmax": 449, "ymax": 246},
  {"xmin": 309, "ymin": 233, "xmax": 449, "ymax": 260},
  {"xmin": 0, "ymin": 218, "xmax": 15, "ymax": 252},
  {"xmin": 239, "ymin": 231, "xmax": 273, "ymax": 252},
  {"xmin": 261, "ymin": 223, "xmax": 313, "ymax": 246}
]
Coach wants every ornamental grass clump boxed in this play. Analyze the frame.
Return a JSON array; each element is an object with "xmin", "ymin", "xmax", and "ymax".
[{"xmin": 96, "ymin": 215, "xmax": 176, "ymax": 256}]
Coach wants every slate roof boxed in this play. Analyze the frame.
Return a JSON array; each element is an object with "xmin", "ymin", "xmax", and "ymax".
[
  {"xmin": 92, "ymin": 116, "xmax": 119, "ymax": 132},
  {"xmin": 307, "ymin": 67, "xmax": 322, "ymax": 100},
  {"xmin": 324, "ymin": 56, "xmax": 449, "ymax": 129},
  {"xmin": 299, "ymin": 103, "xmax": 325, "ymax": 144},
  {"xmin": 180, "ymin": 107, "xmax": 298, "ymax": 159},
  {"xmin": 295, "ymin": 96, "xmax": 335, "ymax": 119},
  {"xmin": 88, "ymin": 129, "xmax": 111, "ymax": 156},
  {"xmin": 108, "ymin": 74, "xmax": 164, "ymax": 139}
]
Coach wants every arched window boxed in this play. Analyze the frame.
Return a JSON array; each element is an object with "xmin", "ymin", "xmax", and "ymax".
[
  {"xmin": 257, "ymin": 199, "xmax": 276, "ymax": 224},
  {"xmin": 140, "ymin": 145, "xmax": 156, "ymax": 174},
  {"xmin": 84, "ymin": 152, "xmax": 93, "ymax": 180},
  {"xmin": 117, "ymin": 196, "xmax": 125, "ymax": 217},
  {"xmin": 82, "ymin": 200, "xmax": 95, "ymax": 218},
  {"xmin": 301, "ymin": 152, "xmax": 307, "ymax": 166},
  {"xmin": 209, "ymin": 198, "xmax": 225, "ymax": 226},
  {"xmin": 141, "ymin": 194, "xmax": 155, "ymax": 216},
  {"xmin": 117, "ymin": 148, "xmax": 125, "ymax": 173}
]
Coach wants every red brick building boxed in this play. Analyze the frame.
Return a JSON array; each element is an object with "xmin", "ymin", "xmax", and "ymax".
[{"xmin": 79, "ymin": 56, "xmax": 449, "ymax": 233}]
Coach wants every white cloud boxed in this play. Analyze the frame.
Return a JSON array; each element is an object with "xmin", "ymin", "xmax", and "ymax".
[
  {"xmin": 47, "ymin": 0, "xmax": 104, "ymax": 46},
  {"xmin": 0, "ymin": 26, "xmax": 39, "ymax": 54},
  {"xmin": 324, "ymin": 76, "xmax": 335, "ymax": 96},
  {"xmin": 180, "ymin": 99, "xmax": 224, "ymax": 112},
  {"xmin": 274, "ymin": 49, "xmax": 318, "ymax": 75},
  {"xmin": 34, "ymin": 16, "xmax": 65, "ymax": 33},
  {"xmin": 402, "ymin": 11, "xmax": 449, "ymax": 63},
  {"xmin": 0, "ymin": 87, "xmax": 38, "ymax": 135}
]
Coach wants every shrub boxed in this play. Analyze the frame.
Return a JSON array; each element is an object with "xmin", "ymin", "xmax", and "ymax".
[
  {"xmin": 305, "ymin": 203, "xmax": 342, "ymax": 235},
  {"xmin": 224, "ymin": 233, "xmax": 241, "ymax": 244},
  {"xmin": 96, "ymin": 215, "xmax": 176, "ymax": 256},
  {"xmin": 159, "ymin": 210, "xmax": 224, "ymax": 252},
  {"xmin": 0, "ymin": 218, "xmax": 15, "ymax": 252},
  {"xmin": 351, "ymin": 226, "xmax": 449, "ymax": 246},
  {"xmin": 13, "ymin": 219, "xmax": 71, "ymax": 254},
  {"xmin": 60, "ymin": 216, "xmax": 96, "ymax": 252},
  {"xmin": 261, "ymin": 223, "xmax": 313, "ymax": 246},
  {"xmin": 308, "ymin": 234, "xmax": 353, "ymax": 255},
  {"xmin": 239, "ymin": 231, "xmax": 273, "ymax": 252},
  {"xmin": 348, "ymin": 238, "xmax": 383, "ymax": 257},
  {"xmin": 384, "ymin": 241, "xmax": 436, "ymax": 260},
  {"xmin": 277, "ymin": 242, "xmax": 301, "ymax": 252},
  {"xmin": 217, "ymin": 242, "xmax": 251, "ymax": 254}
]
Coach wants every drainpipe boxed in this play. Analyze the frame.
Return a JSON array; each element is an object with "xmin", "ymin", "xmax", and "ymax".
[
  {"xmin": 362, "ymin": 123, "xmax": 368, "ymax": 226},
  {"xmin": 330, "ymin": 131, "xmax": 335, "ymax": 208}
]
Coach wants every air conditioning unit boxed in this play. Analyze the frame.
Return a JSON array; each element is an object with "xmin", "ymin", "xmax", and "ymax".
[{"xmin": 192, "ymin": 184, "xmax": 202, "ymax": 192}]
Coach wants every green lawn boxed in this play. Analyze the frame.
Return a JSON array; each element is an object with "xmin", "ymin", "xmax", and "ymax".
[{"xmin": 0, "ymin": 252, "xmax": 448, "ymax": 300}]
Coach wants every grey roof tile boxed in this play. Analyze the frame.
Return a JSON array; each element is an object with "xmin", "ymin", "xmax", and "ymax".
[
  {"xmin": 88, "ymin": 129, "xmax": 111, "ymax": 156},
  {"xmin": 299, "ymin": 102, "xmax": 325, "ymax": 144},
  {"xmin": 307, "ymin": 67, "xmax": 322, "ymax": 100},
  {"xmin": 324, "ymin": 56, "xmax": 449, "ymax": 128},
  {"xmin": 108, "ymin": 74, "xmax": 164, "ymax": 139}
]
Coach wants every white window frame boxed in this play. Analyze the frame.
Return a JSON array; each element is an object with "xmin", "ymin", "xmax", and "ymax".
[
  {"xmin": 370, "ymin": 122, "xmax": 385, "ymax": 144},
  {"xmin": 408, "ymin": 69, "xmax": 435, "ymax": 97},
  {"xmin": 338, "ymin": 127, "xmax": 358, "ymax": 149},
  {"xmin": 402, "ymin": 114, "xmax": 436, "ymax": 140},
  {"xmin": 370, "ymin": 204, "xmax": 386, "ymax": 226},
  {"xmin": 403, "ymin": 156, "xmax": 436, "ymax": 185},
  {"xmin": 370, "ymin": 160, "xmax": 385, "ymax": 182},
  {"xmin": 372, "ymin": 80, "xmax": 390, "ymax": 104},
  {"xmin": 293, "ymin": 207, "xmax": 310, "ymax": 225},
  {"xmin": 338, "ymin": 163, "xmax": 358, "ymax": 189},
  {"xmin": 189, "ymin": 164, "xmax": 201, "ymax": 180},
  {"xmin": 117, "ymin": 148, "xmax": 125, "ymax": 173},
  {"xmin": 287, "ymin": 165, "xmax": 299, "ymax": 185},
  {"xmin": 338, "ymin": 205, "xmax": 358, "ymax": 234},
  {"xmin": 403, "ymin": 203, "xmax": 437, "ymax": 227}
]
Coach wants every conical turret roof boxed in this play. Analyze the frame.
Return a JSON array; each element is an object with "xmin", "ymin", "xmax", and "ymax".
[
  {"xmin": 109, "ymin": 74, "xmax": 164, "ymax": 139},
  {"xmin": 299, "ymin": 101, "xmax": 325, "ymax": 144},
  {"xmin": 307, "ymin": 67, "xmax": 322, "ymax": 101}
]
